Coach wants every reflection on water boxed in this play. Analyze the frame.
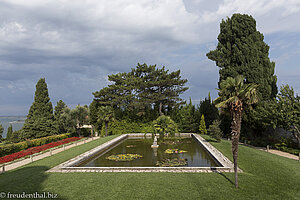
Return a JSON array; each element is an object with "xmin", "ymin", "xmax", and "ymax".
[{"xmin": 80, "ymin": 138, "xmax": 219, "ymax": 167}]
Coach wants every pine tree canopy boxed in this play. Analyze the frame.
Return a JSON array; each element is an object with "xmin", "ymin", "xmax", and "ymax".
[
  {"xmin": 93, "ymin": 63, "xmax": 188, "ymax": 116},
  {"xmin": 207, "ymin": 13, "xmax": 277, "ymax": 101}
]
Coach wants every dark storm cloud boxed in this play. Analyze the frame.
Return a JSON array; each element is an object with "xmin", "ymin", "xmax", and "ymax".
[{"xmin": 0, "ymin": 0, "xmax": 300, "ymax": 115}]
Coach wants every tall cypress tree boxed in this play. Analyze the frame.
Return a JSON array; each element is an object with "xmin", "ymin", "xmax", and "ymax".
[
  {"xmin": 23, "ymin": 78, "xmax": 57, "ymax": 139},
  {"xmin": 0, "ymin": 124, "xmax": 3, "ymax": 141},
  {"xmin": 207, "ymin": 14, "xmax": 277, "ymax": 100},
  {"xmin": 6, "ymin": 125, "xmax": 13, "ymax": 141}
]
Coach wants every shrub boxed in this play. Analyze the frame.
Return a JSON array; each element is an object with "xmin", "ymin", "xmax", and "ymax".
[
  {"xmin": 0, "ymin": 133, "xmax": 72, "ymax": 157},
  {"xmin": 0, "ymin": 137, "xmax": 80, "ymax": 164},
  {"xmin": 199, "ymin": 115, "xmax": 207, "ymax": 134},
  {"xmin": 100, "ymin": 120, "xmax": 154, "ymax": 136},
  {"xmin": 153, "ymin": 115, "xmax": 178, "ymax": 139}
]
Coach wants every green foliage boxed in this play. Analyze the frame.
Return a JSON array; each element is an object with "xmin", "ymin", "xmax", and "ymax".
[
  {"xmin": 173, "ymin": 99, "xmax": 199, "ymax": 133},
  {"xmin": 215, "ymin": 75, "xmax": 259, "ymax": 109},
  {"xmin": 207, "ymin": 13, "xmax": 277, "ymax": 101},
  {"xmin": 276, "ymin": 85, "xmax": 299, "ymax": 130},
  {"xmin": 98, "ymin": 106, "xmax": 115, "ymax": 136},
  {"xmin": 59, "ymin": 107, "xmax": 76, "ymax": 135},
  {"xmin": 54, "ymin": 100, "xmax": 67, "ymax": 134},
  {"xmin": 100, "ymin": 120, "xmax": 154, "ymax": 136},
  {"xmin": 105, "ymin": 154, "xmax": 143, "ymax": 162},
  {"xmin": 6, "ymin": 125, "xmax": 13, "ymax": 141},
  {"xmin": 0, "ymin": 124, "xmax": 3, "ymax": 141},
  {"xmin": 93, "ymin": 63, "xmax": 188, "ymax": 117},
  {"xmin": 89, "ymin": 100, "xmax": 102, "ymax": 132},
  {"xmin": 98, "ymin": 106, "xmax": 115, "ymax": 124},
  {"xmin": 274, "ymin": 85, "xmax": 300, "ymax": 147},
  {"xmin": 22, "ymin": 78, "xmax": 57, "ymax": 139},
  {"xmin": 0, "ymin": 133, "xmax": 71, "ymax": 157},
  {"xmin": 9, "ymin": 130, "xmax": 22, "ymax": 143},
  {"xmin": 1, "ymin": 135, "xmax": 300, "ymax": 199},
  {"xmin": 207, "ymin": 120, "xmax": 223, "ymax": 142},
  {"xmin": 199, "ymin": 115, "xmax": 207, "ymax": 134},
  {"xmin": 199, "ymin": 93, "xmax": 219, "ymax": 128},
  {"xmin": 215, "ymin": 75, "xmax": 259, "ymax": 188},
  {"xmin": 71, "ymin": 105, "xmax": 89, "ymax": 128},
  {"xmin": 53, "ymin": 105, "xmax": 90, "ymax": 137},
  {"xmin": 250, "ymin": 84, "xmax": 300, "ymax": 148},
  {"xmin": 153, "ymin": 115, "xmax": 178, "ymax": 139}
]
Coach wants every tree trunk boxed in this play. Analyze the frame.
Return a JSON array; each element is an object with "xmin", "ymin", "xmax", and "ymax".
[
  {"xmin": 231, "ymin": 104, "xmax": 243, "ymax": 188},
  {"xmin": 105, "ymin": 122, "xmax": 108, "ymax": 137},
  {"xmin": 294, "ymin": 127, "xmax": 300, "ymax": 148},
  {"xmin": 295, "ymin": 134, "xmax": 300, "ymax": 149},
  {"xmin": 77, "ymin": 128, "xmax": 81, "ymax": 137},
  {"xmin": 159, "ymin": 102, "xmax": 163, "ymax": 116}
]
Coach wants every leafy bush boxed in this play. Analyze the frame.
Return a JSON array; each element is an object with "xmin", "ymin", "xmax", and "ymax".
[
  {"xmin": 100, "ymin": 120, "xmax": 154, "ymax": 136},
  {"xmin": 274, "ymin": 138, "xmax": 288, "ymax": 151},
  {"xmin": 0, "ymin": 133, "xmax": 71, "ymax": 157},
  {"xmin": 0, "ymin": 137, "xmax": 80, "ymax": 164},
  {"xmin": 153, "ymin": 115, "xmax": 178, "ymax": 139}
]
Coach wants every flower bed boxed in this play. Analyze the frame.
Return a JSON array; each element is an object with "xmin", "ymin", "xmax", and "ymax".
[
  {"xmin": 164, "ymin": 149, "xmax": 187, "ymax": 154},
  {"xmin": 0, "ymin": 137, "xmax": 81, "ymax": 164},
  {"xmin": 156, "ymin": 158, "xmax": 188, "ymax": 167},
  {"xmin": 106, "ymin": 154, "xmax": 143, "ymax": 161}
]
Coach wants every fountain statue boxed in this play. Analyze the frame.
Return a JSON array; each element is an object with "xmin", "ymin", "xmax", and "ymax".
[{"xmin": 151, "ymin": 135, "xmax": 159, "ymax": 148}]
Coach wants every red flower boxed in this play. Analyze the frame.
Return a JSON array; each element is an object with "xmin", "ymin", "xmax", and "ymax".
[{"xmin": 0, "ymin": 137, "xmax": 81, "ymax": 164}]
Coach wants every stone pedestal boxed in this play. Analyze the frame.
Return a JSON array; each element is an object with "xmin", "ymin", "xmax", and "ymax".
[{"xmin": 151, "ymin": 135, "xmax": 159, "ymax": 148}]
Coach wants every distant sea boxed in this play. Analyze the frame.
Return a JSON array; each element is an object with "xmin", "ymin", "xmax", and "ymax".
[{"xmin": 0, "ymin": 116, "xmax": 26, "ymax": 138}]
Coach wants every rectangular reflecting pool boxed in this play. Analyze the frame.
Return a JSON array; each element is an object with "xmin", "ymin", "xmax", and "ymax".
[{"xmin": 78, "ymin": 137, "xmax": 219, "ymax": 167}]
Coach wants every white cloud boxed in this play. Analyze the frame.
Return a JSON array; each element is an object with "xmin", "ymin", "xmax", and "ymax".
[{"xmin": 0, "ymin": 0, "xmax": 299, "ymax": 115}]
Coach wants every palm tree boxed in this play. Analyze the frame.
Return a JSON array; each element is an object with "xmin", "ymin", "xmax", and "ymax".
[
  {"xmin": 214, "ymin": 75, "xmax": 258, "ymax": 188},
  {"xmin": 98, "ymin": 106, "xmax": 115, "ymax": 137}
]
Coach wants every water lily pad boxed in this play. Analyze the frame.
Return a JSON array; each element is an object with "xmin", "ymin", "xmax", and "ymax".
[
  {"xmin": 156, "ymin": 158, "xmax": 187, "ymax": 167},
  {"xmin": 164, "ymin": 149, "xmax": 187, "ymax": 154},
  {"xmin": 106, "ymin": 154, "xmax": 143, "ymax": 162},
  {"xmin": 126, "ymin": 145, "xmax": 136, "ymax": 148}
]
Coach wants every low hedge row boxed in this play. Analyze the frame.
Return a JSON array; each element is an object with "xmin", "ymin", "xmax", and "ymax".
[
  {"xmin": 101, "ymin": 120, "xmax": 154, "ymax": 136},
  {"xmin": 0, "ymin": 133, "xmax": 72, "ymax": 157}
]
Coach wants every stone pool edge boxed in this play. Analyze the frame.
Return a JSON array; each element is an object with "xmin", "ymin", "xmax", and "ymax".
[{"xmin": 47, "ymin": 133, "xmax": 241, "ymax": 173}]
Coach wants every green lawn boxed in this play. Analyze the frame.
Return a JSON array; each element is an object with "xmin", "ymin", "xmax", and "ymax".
[{"xmin": 1, "ymin": 135, "xmax": 299, "ymax": 200}]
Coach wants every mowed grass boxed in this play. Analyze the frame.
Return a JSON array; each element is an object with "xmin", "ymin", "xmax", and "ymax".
[{"xmin": 1, "ymin": 135, "xmax": 299, "ymax": 200}]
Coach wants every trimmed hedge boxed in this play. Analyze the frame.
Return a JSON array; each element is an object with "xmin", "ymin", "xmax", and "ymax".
[
  {"xmin": 0, "ymin": 133, "xmax": 71, "ymax": 157},
  {"xmin": 101, "ymin": 120, "xmax": 154, "ymax": 136}
]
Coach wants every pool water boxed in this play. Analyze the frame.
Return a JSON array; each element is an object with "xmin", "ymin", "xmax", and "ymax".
[{"xmin": 79, "ymin": 137, "xmax": 219, "ymax": 167}]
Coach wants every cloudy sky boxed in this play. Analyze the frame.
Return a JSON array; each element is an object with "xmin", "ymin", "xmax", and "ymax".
[{"xmin": 0, "ymin": 0, "xmax": 300, "ymax": 116}]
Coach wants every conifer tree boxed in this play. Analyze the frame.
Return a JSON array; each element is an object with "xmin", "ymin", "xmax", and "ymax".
[
  {"xmin": 22, "ymin": 78, "xmax": 57, "ymax": 139},
  {"xmin": 199, "ymin": 115, "xmax": 207, "ymax": 134},
  {"xmin": 6, "ymin": 125, "xmax": 13, "ymax": 141},
  {"xmin": 208, "ymin": 120, "xmax": 223, "ymax": 142},
  {"xmin": 176, "ymin": 98, "xmax": 198, "ymax": 133},
  {"xmin": 0, "ymin": 124, "xmax": 3, "ymax": 140},
  {"xmin": 93, "ymin": 63, "xmax": 188, "ymax": 117},
  {"xmin": 199, "ymin": 92, "xmax": 219, "ymax": 128},
  {"xmin": 207, "ymin": 13, "xmax": 277, "ymax": 100},
  {"xmin": 54, "ymin": 100, "xmax": 67, "ymax": 134}
]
